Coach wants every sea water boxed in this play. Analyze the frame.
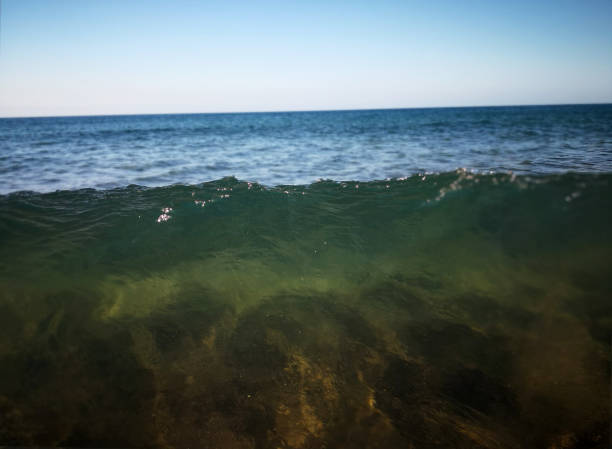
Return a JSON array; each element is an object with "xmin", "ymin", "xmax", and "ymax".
[
  {"xmin": 0, "ymin": 105, "xmax": 610, "ymax": 447},
  {"xmin": 2, "ymin": 105, "xmax": 611, "ymax": 193}
]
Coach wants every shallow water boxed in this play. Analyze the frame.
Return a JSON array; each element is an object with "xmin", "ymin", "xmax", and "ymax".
[{"xmin": 0, "ymin": 172, "xmax": 610, "ymax": 447}]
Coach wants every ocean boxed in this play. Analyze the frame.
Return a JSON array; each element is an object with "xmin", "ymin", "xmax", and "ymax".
[{"xmin": 0, "ymin": 105, "xmax": 611, "ymax": 448}]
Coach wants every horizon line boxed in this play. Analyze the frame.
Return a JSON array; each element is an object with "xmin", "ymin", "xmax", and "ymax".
[{"xmin": 1, "ymin": 101, "xmax": 611, "ymax": 120}]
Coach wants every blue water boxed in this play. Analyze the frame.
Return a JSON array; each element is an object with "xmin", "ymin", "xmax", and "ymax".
[{"xmin": 1, "ymin": 104, "xmax": 611, "ymax": 193}]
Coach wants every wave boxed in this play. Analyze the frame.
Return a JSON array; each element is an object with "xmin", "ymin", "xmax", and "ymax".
[
  {"xmin": 0, "ymin": 170, "xmax": 610, "ymax": 446},
  {"xmin": 1, "ymin": 171, "xmax": 610, "ymax": 263},
  {"xmin": 1, "ymin": 170, "xmax": 610, "ymax": 228}
]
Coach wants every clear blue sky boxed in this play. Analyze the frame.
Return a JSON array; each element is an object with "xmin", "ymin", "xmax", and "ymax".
[{"xmin": 1, "ymin": 0, "xmax": 611, "ymax": 117}]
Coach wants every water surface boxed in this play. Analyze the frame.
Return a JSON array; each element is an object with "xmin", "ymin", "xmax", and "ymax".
[
  {"xmin": 1, "ymin": 104, "xmax": 611, "ymax": 193},
  {"xmin": 0, "ymin": 106, "xmax": 610, "ymax": 448}
]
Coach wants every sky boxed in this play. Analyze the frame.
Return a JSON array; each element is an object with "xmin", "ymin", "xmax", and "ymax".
[{"xmin": 0, "ymin": 0, "xmax": 611, "ymax": 117}]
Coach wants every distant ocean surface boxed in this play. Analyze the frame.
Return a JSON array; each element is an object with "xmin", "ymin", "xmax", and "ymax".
[
  {"xmin": 1, "ymin": 104, "xmax": 611, "ymax": 192},
  {"xmin": 0, "ymin": 105, "xmax": 611, "ymax": 448}
]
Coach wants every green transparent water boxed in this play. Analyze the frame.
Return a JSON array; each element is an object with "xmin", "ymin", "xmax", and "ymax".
[{"xmin": 0, "ymin": 172, "xmax": 610, "ymax": 448}]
